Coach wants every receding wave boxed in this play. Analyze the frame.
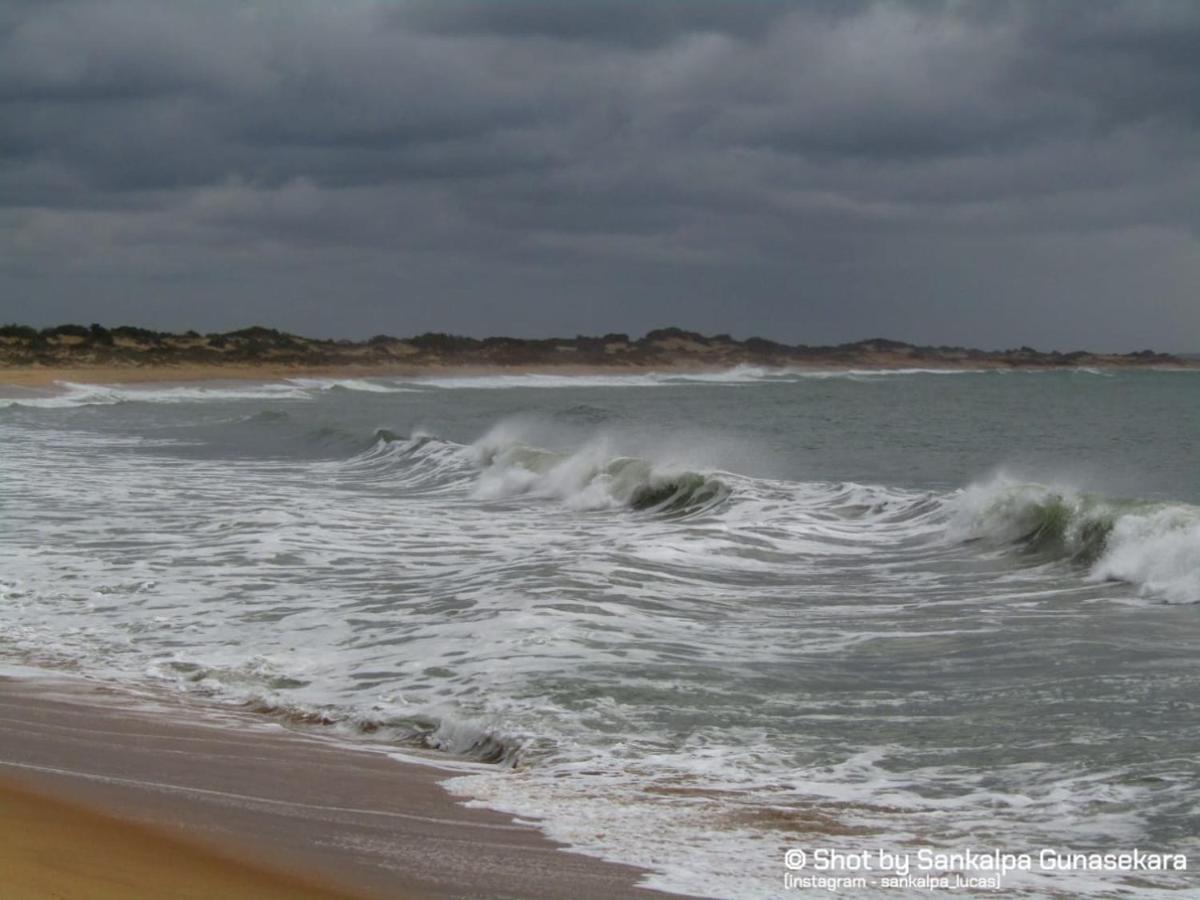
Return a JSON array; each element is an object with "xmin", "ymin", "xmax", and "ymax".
[
  {"xmin": 244, "ymin": 700, "xmax": 524, "ymax": 765},
  {"xmin": 152, "ymin": 656, "xmax": 527, "ymax": 765},
  {"xmin": 952, "ymin": 476, "xmax": 1200, "ymax": 603}
]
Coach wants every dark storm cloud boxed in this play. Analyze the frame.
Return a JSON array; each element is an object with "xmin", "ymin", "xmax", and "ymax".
[
  {"xmin": 394, "ymin": 0, "xmax": 814, "ymax": 46},
  {"xmin": 1, "ymin": 0, "xmax": 1197, "ymax": 349}
]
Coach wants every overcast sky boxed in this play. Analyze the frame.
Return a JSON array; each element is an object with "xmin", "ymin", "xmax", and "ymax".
[{"xmin": 1, "ymin": 1, "xmax": 1197, "ymax": 350}]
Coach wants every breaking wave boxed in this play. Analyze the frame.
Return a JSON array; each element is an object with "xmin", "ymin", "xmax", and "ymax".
[
  {"xmin": 952, "ymin": 476, "xmax": 1200, "ymax": 604},
  {"xmin": 469, "ymin": 427, "xmax": 730, "ymax": 516},
  {"xmin": 332, "ymin": 426, "xmax": 731, "ymax": 517},
  {"xmin": 334, "ymin": 430, "xmax": 473, "ymax": 491},
  {"xmin": 341, "ymin": 429, "xmax": 1198, "ymax": 603}
]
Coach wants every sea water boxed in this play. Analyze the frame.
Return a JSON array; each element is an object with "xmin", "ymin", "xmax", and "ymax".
[{"xmin": 2, "ymin": 367, "xmax": 1198, "ymax": 897}]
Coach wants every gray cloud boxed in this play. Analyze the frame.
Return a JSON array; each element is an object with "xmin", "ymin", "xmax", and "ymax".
[{"xmin": 1, "ymin": 0, "xmax": 1197, "ymax": 350}]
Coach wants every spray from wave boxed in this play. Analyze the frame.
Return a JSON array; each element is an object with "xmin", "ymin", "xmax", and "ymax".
[
  {"xmin": 332, "ymin": 424, "xmax": 732, "ymax": 517},
  {"xmin": 469, "ymin": 422, "xmax": 730, "ymax": 516},
  {"xmin": 346, "ymin": 429, "xmax": 1199, "ymax": 603},
  {"xmin": 951, "ymin": 475, "xmax": 1200, "ymax": 604}
]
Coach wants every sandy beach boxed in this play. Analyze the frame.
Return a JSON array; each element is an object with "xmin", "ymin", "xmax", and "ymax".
[
  {"xmin": 5, "ymin": 358, "xmax": 1192, "ymax": 390},
  {"xmin": 0, "ymin": 362, "xmax": 729, "ymax": 388},
  {"xmin": 0, "ymin": 672, "xmax": 670, "ymax": 899},
  {"xmin": 0, "ymin": 363, "xmax": 460, "ymax": 388},
  {"xmin": 0, "ymin": 779, "xmax": 357, "ymax": 900}
]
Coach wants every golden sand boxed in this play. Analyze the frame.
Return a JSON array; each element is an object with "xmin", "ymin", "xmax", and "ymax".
[
  {"xmin": 0, "ymin": 779, "xmax": 362, "ymax": 900},
  {"xmin": 0, "ymin": 362, "xmax": 675, "ymax": 388},
  {"xmin": 0, "ymin": 363, "xmax": 411, "ymax": 387},
  {"xmin": 0, "ymin": 674, "xmax": 659, "ymax": 899}
]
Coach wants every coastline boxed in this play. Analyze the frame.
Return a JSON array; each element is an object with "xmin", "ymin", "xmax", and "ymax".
[
  {"xmin": 2, "ymin": 326, "xmax": 1192, "ymax": 386},
  {"xmin": 2, "ymin": 358, "xmax": 1196, "ymax": 388},
  {"xmin": 7, "ymin": 362, "xmax": 717, "ymax": 388},
  {"xmin": 0, "ymin": 671, "xmax": 672, "ymax": 900}
]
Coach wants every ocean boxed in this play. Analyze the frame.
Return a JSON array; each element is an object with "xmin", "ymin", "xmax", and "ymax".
[{"xmin": 2, "ymin": 366, "xmax": 1198, "ymax": 897}]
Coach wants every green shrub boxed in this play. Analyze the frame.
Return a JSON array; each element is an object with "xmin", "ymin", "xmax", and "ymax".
[
  {"xmin": 408, "ymin": 332, "xmax": 479, "ymax": 351},
  {"xmin": 43, "ymin": 323, "xmax": 90, "ymax": 338},
  {"xmin": 112, "ymin": 325, "xmax": 162, "ymax": 343},
  {"xmin": 89, "ymin": 323, "xmax": 114, "ymax": 346}
]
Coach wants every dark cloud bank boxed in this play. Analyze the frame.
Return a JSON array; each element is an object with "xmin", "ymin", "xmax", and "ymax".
[{"xmin": 1, "ymin": 0, "xmax": 1197, "ymax": 351}]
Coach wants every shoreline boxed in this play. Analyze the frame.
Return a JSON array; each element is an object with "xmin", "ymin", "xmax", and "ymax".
[
  {"xmin": 0, "ymin": 670, "xmax": 672, "ymax": 899},
  {"xmin": 2, "ymin": 359, "xmax": 1196, "ymax": 388}
]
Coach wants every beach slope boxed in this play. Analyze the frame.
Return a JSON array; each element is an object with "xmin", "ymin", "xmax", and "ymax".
[
  {"xmin": 0, "ymin": 674, "xmax": 670, "ymax": 899},
  {"xmin": 0, "ymin": 779, "xmax": 358, "ymax": 900}
]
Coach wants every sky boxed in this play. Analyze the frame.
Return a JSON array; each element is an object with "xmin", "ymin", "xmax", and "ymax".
[{"xmin": 1, "ymin": 0, "xmax": 1197, "ymax": 351}]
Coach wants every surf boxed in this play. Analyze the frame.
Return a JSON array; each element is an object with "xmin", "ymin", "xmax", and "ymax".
[{"xmin": 951, "ymin": 474, "xmax": 1200, "ymax": 604}]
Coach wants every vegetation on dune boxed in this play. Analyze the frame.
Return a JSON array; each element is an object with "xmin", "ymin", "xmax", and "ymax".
[
  {"xmin": 0, "ymin": 323, "xmax": 1183, "ymax": 370},
  {"xmin": 0, "ymin": 324, "xmax": 38, "ymax": 340}
]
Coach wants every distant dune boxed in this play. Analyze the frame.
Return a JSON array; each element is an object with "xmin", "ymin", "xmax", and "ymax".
[{"xmin": 0, "ymin": 324, "xmax": 1190, "ymax": 384}]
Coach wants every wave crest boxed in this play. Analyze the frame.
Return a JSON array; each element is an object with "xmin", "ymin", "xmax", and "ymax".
[
  {"xmin": 952, "ymin": 476, "xmax": 1200, "ymax": 603},
  {"xmin": 471, "ymin": 428, "xmax": 729, "ymax": 516}
]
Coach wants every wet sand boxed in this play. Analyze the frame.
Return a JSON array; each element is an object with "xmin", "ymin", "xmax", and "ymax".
[
  {"xmin": 0, "ymin": 779, "xmax": 357, "ymax": 900},
  {"xmin": 0, "ymin": 672, "xmax": 671, "ymax": 899}
]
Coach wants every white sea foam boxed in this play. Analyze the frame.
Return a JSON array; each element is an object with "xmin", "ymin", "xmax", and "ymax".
[
  {"xmin": 468, "ymin": 423, "xmax": 729, "ymax": 514},
  {"xmin": 0, "ymin": 377, "xmax": 431, "ymax": 409},
  {"xmin": 410, "ymin": 371, "xmax": 745, "ymax": 390},
  {"xmin": 408, "ymin": 366, "xmax": 997, "ymax": 390},
  {"xmin": 284, "ymin": 377, "xmax": 425, "ymax": 393},
  {"xmin": 0, "ymin": 380, "xmax": 313, "ymax": 408},
  {"xmin": 950, "ymin": 474, "xmax": 1200, "ymax": 604},
  {"xmin": 1090, "ymin": 508, "xmax": 1200, "ymax": 604}
]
